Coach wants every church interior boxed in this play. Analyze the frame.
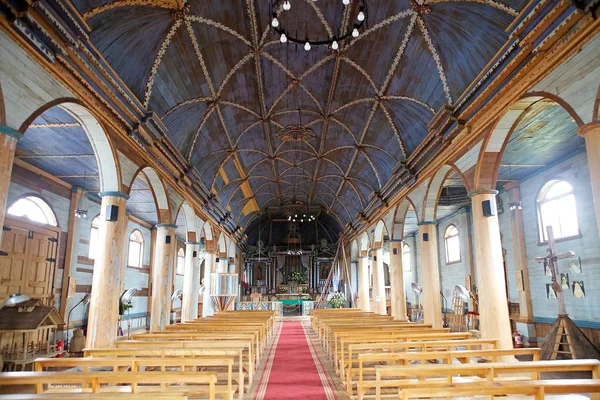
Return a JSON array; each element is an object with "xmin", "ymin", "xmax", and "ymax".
[{"xmin": 0, "ymin": 0, "xmax": 600, "ymax": 398}]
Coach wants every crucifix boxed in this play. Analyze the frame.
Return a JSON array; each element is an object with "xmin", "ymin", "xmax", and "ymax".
[
  {"xmin": 535, "ymin": 226, "xmax": 575, "ymax": 316},
  {"xmin": 534, "ymin": 226, "xmax": 600, "ymax": 360}
]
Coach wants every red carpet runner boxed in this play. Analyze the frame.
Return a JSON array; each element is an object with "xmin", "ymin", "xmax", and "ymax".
[{"xmin": 254, "ymin": 321, "xmax": 336, "ymax": 400}]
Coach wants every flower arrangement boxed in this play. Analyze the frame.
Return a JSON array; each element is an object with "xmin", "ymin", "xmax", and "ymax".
[
  {"xmin": 329, "ymin": 292, "xmax": 346, "ymax": 309},
  {"xmin": 288, "ymin": 271, "xmax": 306, "ymax": 284}
]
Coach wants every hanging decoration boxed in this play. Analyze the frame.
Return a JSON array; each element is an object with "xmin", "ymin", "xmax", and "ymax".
[
  {"xmin": 74, "ymin": 170, "xmax": 88, "ymax": 219},
  {"xmin": 270, "ymin": 0, "xmax": 368, "ymax": 49}
]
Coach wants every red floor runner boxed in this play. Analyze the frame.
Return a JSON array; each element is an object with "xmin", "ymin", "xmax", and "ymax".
[{"xmin": 255, "ymin": 322, "xmax": 335, "ymax": 400}]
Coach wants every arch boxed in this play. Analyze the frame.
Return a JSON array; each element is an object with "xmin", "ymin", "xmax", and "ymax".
[
  {"xmin": 175, "ymin": 200, "xmax": 197, "ymax": 241},
  {"xmin": 227, "ymin": 237, "xmax": 236, "ymax": 259},
  {"xmin": 203, "ymin": 221, "xmax": 213, "ymax": 241},
  {"xmin": 20, "ymin": 100, "xmax": 121, "ymax": 192},
  {"xmin": 358, "ymin": 231, "xmax": 370, "ymax": 256},
  {"xmin": 475, "ymin": 94, "xmax": 583, "ymax": 190},
  {"xmin": 7, "ymin": 194, "xmax": 58, "ymax": 227},
  {"xmin": 217, "ymin": 233, "xmax": 227, "ymax": 257},
  {"xmin": 422, "ymin": 164, "xmax": 469, "ymax": 222},
  {"xmin": 594, "ymin": 82, "xmax": 600, "ymax": 122},
  {"xmin": 391, "ymin": 197, "xmax": 419, "ymax": 241},
  {"xmin": 373, "ymin": 220, "xmax": 387, "ymax": 249},
  {"xmin": 127, "ymin": 166, "xmax": 170, "ymax": 224},
  {"xmin": 350, "ymin": 239, "xmax": 359, "ymax": 261}
]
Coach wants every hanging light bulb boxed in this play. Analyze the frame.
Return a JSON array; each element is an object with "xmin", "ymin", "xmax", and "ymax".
[
  {"xmin": 301, "ymin": 219, "xmax": 304, "ymax": 222},
  {"xmin": 357, "ymin": 8, "xmax": 365, "ymax": 22},
  {"xmin": 342, "ymin": 0, "xmax": 350, "ymax": 5},
  {"xmin": 331, "ymin": 39, "xmax": 339, "ymax": 50},
  {"xmin": 352, "ymin": 27, "xmax": 359, "ymax": 38},
  {"xmin": 304, "ymin": 41, "xmax": 311, "ymax": 51},
  {"xmin": 283, "ymin": 0, "xmax": 291, "ymax": 11},
  {"xmin": 280, "ymin": 32, "xmax": 287, "ymax": 43},
  {"xmin": 271, "ymin": 16, "xmax": 279, "ymax": 28}
]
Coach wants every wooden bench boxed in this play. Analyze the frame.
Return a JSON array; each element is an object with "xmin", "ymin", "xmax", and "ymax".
[
  {"xmin": 0, "ymin": 371, "xmax": 217, "ymax": 399},
  {"xmin": 83, "ymin": 348, "xmax": 244, "ymax": 398},
  {"xmin": 374, "ymin": 359, "xmax": 600, "ymax": 400},
  {"xmin": 113, "ymin": 340, "xmax": 254, "ymax": 382},
  {"xmin": 334, "ymin": 331, "xmax": 471, "ymax": 371},
  {"xmin": 343, "ymin": 338, "xmax": 499, "ymax": 386},
  {"xmin": 353, "ymin": 347, "xmax": 540, "ymax": 399},
  {"xmin": 399, "ymin": 379, "xmax": 600, "ymax": 400},
  {"xmin": 34, "ymin": 357, "xmax": 235, "ymax": 400}
]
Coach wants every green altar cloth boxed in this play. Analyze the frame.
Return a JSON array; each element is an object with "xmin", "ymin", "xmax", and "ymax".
[{"xmin": 277, "ymin": 299, "xmax": 312, "ymax": 306}]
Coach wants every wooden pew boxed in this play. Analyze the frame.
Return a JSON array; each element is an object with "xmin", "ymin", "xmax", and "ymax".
[
  {"xmin": 343, "ymin": 338, "xmax": 499, "ymax": 390},
  {"xmin": 354, "ymin": 347, "xmax": 540, "ymax": 399},
  {"xmin": 0, "ymin": 371, "xmax": 217, "ymax": 399},
  {"xmin": 84, "ymin": 348, "xmax": 244, "ymax": 399},
  {"xmin": 374, "ymin": 359, "xmax": 600, "ymax": 400},
  {"xmin": 398, "ymin": 379, "xmax": 600, "ymax": 400},
  {"xmin": 131, "ymin": 332, "xmax": 262, "ymax": 361},
  {"xmin": 114, "ymin": 340, "xmax": 254, "ymax": 382},
  {"xmin": 334, "ymin": 331, "xmax": 471, "ymax": 371},
  {"xmin": 34, "ymin": 357, "xmax": 235, "ymax": 400},
  {"xmin": 166, "ymin": 323, "xmax": 267, "ymax": 351}
]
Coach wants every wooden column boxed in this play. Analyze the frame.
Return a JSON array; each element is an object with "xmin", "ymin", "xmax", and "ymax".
[
  {"xmin": 578, "ymin": 122, "xmax": 600, "ymax": 236},
  {"xmin": 389, "ymin": 240, "xmax": 407, "ymax": 321},
  {"xmin": 150, "ymin": 224, "xmax": 176, "ymax": 332},
  {"xmin": 181, "ymin": 241, "xmax": 200, "ymax": 322},
  {"xmin": 0, "ymin": 126, "xmax": 21, "ymax": 243},
  {"xmin": 504, "ymin": 182, "xmax": 533, "ymax": 322},
  {"xmin": 59, "ymin": 187, "xmax": 84, "ymax": 319},
  {"xmin": 419, "ymin": 223, "xmax": 442, "ymax": 329},
  {"xmin": 86, "ymin": 192, "xmax": 128, "ymax": 349},
  {"xmin": 202, "ymin": 252, "xmax": 215, "ymax": 317},
  {"xmin": 372, "ymin": 248, "xmax": 387, "ymax": 315},
  {"xmin": 470, "ymin": 191, "xmax": 513, "ymax": 350},
  {"xmin": 357, "ymin": 256, "xmax": 370, "ymax": 312}
]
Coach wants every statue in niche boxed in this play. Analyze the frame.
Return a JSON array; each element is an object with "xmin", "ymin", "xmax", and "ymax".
[
  {"xmin": 320, "ymin": 262, "xmax": 332, "ymax": 280},
  {"xmin": 255, "ymin": 262, "xmax": 264, "ymax": 281}
]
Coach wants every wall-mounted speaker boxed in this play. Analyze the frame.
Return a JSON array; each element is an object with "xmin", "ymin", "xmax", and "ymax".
[
  {"xmin": 105, "ymin": 205, "xmax": 119, "ymax": 221},
  {"xmin": 165, "ymin": 235, "xmax": 172, "ymax": 244},
  {"xmin": 193, "ymin": 251, "xmax": 198, "ymax": 258},
  {"xmin": 423, "ymin": 232, "xmax": 429, "ymax": 242},
  {"xmin": 374, "ymin": 256, "xmax": 377, "ymax": 261},
  {"xmin": 482, "ymin": 199, "xmax": 495, "ymax": 217},
  {"xmin": 393, "ymin": 248, "xmax": 398, "ymax": 255},
  {"xmin": 215, "ymin": 257, "xmax": 220, "ymax": 263}
]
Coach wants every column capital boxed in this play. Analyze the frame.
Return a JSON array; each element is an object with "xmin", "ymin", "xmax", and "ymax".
[
  {"xmin": 468, "ymin": 189, "xmax": 498, "ymax": 198},
  {"xmin": 389, "ymin": 239, "xmax": 403, "ymax": 243},
  {"xmin": 0, "ymin": 125, "xmax": 23, "ymax": 140},
  {"xmin": 98, "ymin": 191, "xmax": 130, "ymax": 200},
  {"xmin": 358, "ymin": 255, "xmax": 368, "ymax": 259},
  {"xmin": 185, "ymin": 241, "xmax": 202, "ymax": 245},
  {"xmin": 577, "ymin": 122, "xmax": 600, "ymax": 137}
]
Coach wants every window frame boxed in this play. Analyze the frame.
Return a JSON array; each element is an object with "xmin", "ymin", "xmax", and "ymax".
[
  {"xmin": 176, "ymin": 247, "xmax": 185, "ymax": 275},
  {"xmin": 444, "ymin": 224, "xmax": 461, "ymax": 265},
  {"xmin": 88, "ymin": 216, "xmax": 100, "ymax": 260},
  {"xmin": 127, "ymin": 229, "xmax": 144, "ymax": 269},
  {"xmin": 402, "ymin": 243, "xmax": 411, "ymax": 272},
  {"xmin": 536, "ymin": 180, "xmax": 581, "ymax": 244},
  {"xmin": 6, "ymin": 195, "xmax": 58, "ymax": 227}
]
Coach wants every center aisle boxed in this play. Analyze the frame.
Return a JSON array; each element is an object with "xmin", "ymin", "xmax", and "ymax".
[{"xmin": 253, "ymin": 321, "xmax": 338, "ymax": 400}]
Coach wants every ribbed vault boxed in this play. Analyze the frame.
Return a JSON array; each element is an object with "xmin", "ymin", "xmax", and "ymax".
[{"xmin": 73, "ymin": 0, "xmax": 528, "ymax": 236}]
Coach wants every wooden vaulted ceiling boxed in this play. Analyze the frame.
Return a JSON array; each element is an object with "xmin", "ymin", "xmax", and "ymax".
[{"xmin": 71, "ymin": 0, "xmax": 529, "ymax": 233}]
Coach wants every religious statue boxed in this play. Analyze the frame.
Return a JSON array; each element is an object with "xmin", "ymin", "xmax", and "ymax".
[
  {"xmin": 255, "ymin": 263, "xmax": 263, "ymax": 281},
  {"xmin": 320, "ymin": 262, "xmax": 332, "ymax": 280},
  {"xmin": 572, "ymin": 281, "xmax": 585, "ymax": 298}
]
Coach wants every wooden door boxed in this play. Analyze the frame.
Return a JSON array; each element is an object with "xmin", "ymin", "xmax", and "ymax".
[{"xmin": 0, "ymin": 218, "xmax": 59, "ymax": 304}]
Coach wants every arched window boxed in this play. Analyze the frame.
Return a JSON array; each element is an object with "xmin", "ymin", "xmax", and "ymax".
[
  {"xmin": 537, "ymin": 180, "xmax": 579, "ymax": 242},
  {"xmin": 128, "ymin": 230, "xmax": 144, "ymax": 268},
  {"xmin": 176, "ymin": 248, "xmax": 185, "ymax": 275},
  {"xmin": 7, "ymin": 196, "xmax": 57, "ymax": 226},
  {"xmin": 444, "ymin": 225, "xmax": 461, "ymax": 264},
  {"xmin": 402, "ymin": 243, "xmax": 411, "ymax": 272},
  {"xmin": 88, "ymin": 216, "xmax": 100, "ymax": 259}
]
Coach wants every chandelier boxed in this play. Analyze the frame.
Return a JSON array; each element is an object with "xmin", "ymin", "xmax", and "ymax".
[
  {"xmin": 74, "ymin": 170, "xmax": 88, "ymax": 219},
  {"xmin": 288, "ymin": 213, "xmax": 316, "ymax": 223},
  {"xmin": 509, "ymin": 201, "xmax": 522, "ymax": 211},
  {"xmin": 270, "ymin": 0, "xmax": 368, "ymax": 50}
]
